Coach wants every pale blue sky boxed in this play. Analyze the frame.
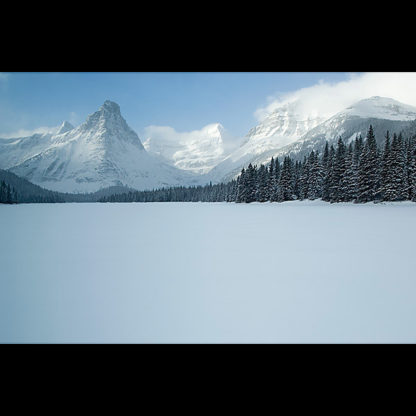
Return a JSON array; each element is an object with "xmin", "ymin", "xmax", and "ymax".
[{"xmin": 0, "ymin": 72, "xmax": 355, "ymax": 138}]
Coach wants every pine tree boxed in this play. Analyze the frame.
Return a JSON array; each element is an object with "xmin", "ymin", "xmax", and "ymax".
[
  {"xmin": 387, "ymin": 133, "xmax": 408, "ymax": 201},
  {"xmin": 324, "ymin": 145, "xmax": 336, "ymax": 202},
  {"xmin": 405, "ymin": 138, "xmax": 414, "ymax": 200},
  {"xmin": 307, "ymin": 151, "xmax": 321, "ymax": 200},
  {"xmin": 408, "ymin": 136, "xmax": 416, "ymax": 201},
  {"xmin": 299, "ymin": 156, "xmax": 309, "ymax": 200},
  {"xmin": 412, "ymin": 138, "xmax": 416, "ymax": 202},
  {"xmin": 256, "ymin": 164, "xmax": 268, "ymax": 202},
  {"xmin": 293, "ymin": 160, "xmax": 302, "ymax": 199},
  {"xmin": 245, "ymin": 164, "xmax": 257, "ymax": 203},
  {"xmin": 270, "ymin": 157, "xmax": 281, "ymax": 202},
  {"xmin": 357, "ymin": 125, "xmax": 379, "ymax": 203},
  {"xmin": 354, "ymin": 134, "xmax": 364, "ymax": 164},
  {"xmin": 0, "ymin": 180, "xmax": 5, "ymax": 203},
  {"xmin": 321, "ymin": 142, "xmax": 330, "ymax": 201},
  {"xmin": 380, "ymin": 131, "xmax": 392, "ymax": 200},
  {"xmin": 267, "ymin": 157, "xmax": 275, "ymax": 201},
  {"xmin": 343, "ymin": 143, "xmax": 355, "ymax": 201},
  {"xmin": 236, "ymin": 168, "xmax": 247, "ymax": 203},
  {"xmin": 278, "ymin": 156, "xmax": 294, "ymax": 201},
  {"xmin": 331, "ymin": 137, "xmax": 347, "ymax": 202}
]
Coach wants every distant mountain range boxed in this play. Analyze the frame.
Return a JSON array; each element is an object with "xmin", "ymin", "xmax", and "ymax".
[{"xmin": 1, "ymin": 96, "xmax": 416, "ymax": 194}]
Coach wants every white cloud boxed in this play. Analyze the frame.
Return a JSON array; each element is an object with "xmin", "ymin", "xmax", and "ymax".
[
  {"xmin": 254, "ymin": 72, "xmax": 416, "ymax": 122},
  {"xmin": 68, "ymin": 111, "xmax": 79, "ymax": 126},
  {"xmin": 142, "ymin": 123, "xmax": 237, "ymax": 154},
  {"xmin": 0, "ymin": 126, "xmax": 59, "ymax": 139},
  {"xmin": 141, "ymin": 123, "xmax": 240, "ymax": 173}
]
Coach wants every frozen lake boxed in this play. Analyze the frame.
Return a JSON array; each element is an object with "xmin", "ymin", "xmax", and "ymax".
[{"xmin": 1, "ymin": 200, "xmax": 416, "ymax": 343}]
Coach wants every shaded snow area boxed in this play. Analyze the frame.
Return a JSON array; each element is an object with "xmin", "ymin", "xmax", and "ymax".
[{"xmin": 1, "ymin": 201, "xmax": 416, "ymax": 343}]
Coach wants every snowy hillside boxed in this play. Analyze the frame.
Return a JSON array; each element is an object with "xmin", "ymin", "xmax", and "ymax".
[
  {"xmin": 0, "ymin": 124, "xmax": 66, "ymax": 170},
  {"xmin": 300, "ymin": 96, "xmax": 416, "ymax": 143},
  {"xmin": 341, "ymin": 96, "xmax": 416, "ymax": 121},
  {"xmin": 143, "ymin": 123, "xmax": 239, "ymax": 174},
  {"xmin": 0, "ymin": 101, "xmax": 203, "ymax": 193},
  {"xmin": 244, "ymin": 100, "xmax": 324, "ymax": 149}
]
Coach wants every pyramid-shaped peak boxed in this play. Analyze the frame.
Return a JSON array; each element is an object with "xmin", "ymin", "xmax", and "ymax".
[
  {"xmin": 83, "ymin": 100, "xmax": 125, "ymax": 129},
  {"xmin": 100, "ymin": 100, "xmax": 121, "ymax": 114},
  {"xmin": 56, "ymin": 121, "xmax": 74, "ymax": 135}
]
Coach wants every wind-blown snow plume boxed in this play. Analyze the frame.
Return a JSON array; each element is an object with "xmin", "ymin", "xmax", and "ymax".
[
  {"xmin": 255, "ymin": 73, "xmax": 416, "ymax": 123},
  {"xmin": 143, "ymin": 123, "xmax": 239, "ymax": 174}
]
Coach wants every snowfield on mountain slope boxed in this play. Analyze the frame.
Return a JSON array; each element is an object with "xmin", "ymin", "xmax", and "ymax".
[
  {"xmin": 0, "ymin": 101, "xmax": 203, "ymax": 193},
  {"xmin": 1, "ymin": 201, "xmax": 416, "ymax": 343}
]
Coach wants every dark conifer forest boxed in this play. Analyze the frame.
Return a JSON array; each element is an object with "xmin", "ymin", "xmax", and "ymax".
[
  {"xmin": 0, "ymin": 180, "xmax": 17, "ymax": 204},
  {"xmin": 0, "ymin": 169, "xmax": 136, "ymax": 204},
  {"xmin": 100, "ymin": 126, "xmax": 416, "ymax": 204}
]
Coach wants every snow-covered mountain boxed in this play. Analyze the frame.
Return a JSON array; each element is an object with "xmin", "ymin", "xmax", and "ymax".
[
  {"xmin": 244, "ymin": 100, "xmax": 325, "ymax": 150},
  {"xmin": 0, "ymin": 101, "xmax": 203, "ymax": 193},
  {"xmin": 0, "ymin": 121, "xmax": 76, "ymax": 170},
  {"xmin": 143, "ymin": 123, "xmax": 239, "ymax": 174},
  {"xmin": 272, "ymin": 96, "xmax": 416, "ymax": 162},
  {"xmin": 206, "ymin": 100, "xmax": 325, "ymax": 183},
  {"xmin": 207, "ymin": 96, "xmax": 416, "ymax": 183},
  {"xmin": 2, "ymin": 96, "xmax": 415, "ymax": 193},
  {"xmin": 300, "ymin": 96, "xmax": 416, "ymax": 143}
]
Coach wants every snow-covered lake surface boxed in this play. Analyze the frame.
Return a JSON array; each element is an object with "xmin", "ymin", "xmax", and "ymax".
[{"xmin": 1, "ymin": 200, "xmax": 416, "ymax": 343}]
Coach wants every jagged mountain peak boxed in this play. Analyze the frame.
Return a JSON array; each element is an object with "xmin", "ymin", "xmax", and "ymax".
[
  {"xmin": 100, "ymin": 100, "xmax": 121, "ymax": 114},
  {"xmin": 0, "ymin": 99, "xmax": 203, "ymax": 193},
  {"xmin": 84, "ymin": 100, "xmax": 124, "ymax": 126},
  {"xmin": 245, "ymin": 100, "xmax": 324, "ymax": 147},
  {"xmin": 56, "ymin": 121, "xmax": 74, "ymax": 135},
  {"xmin": 79, "ymin": 100, "xmax": 141, "ymax": 146},
  {"xmin": 207, "ymin": 96, "xmax": 416, "ymax": 184}
]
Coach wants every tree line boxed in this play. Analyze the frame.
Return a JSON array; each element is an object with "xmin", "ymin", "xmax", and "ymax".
[
  {"xmin": 234, "ymin": 126, "xmax": 416, "ymax": 203},
  {"xmin": 100, "ymin": 126, "xmax": 416, "ymax": 204},
  {"xmin": 0, "ymin": 169, "xmax": 133, "ymax": 204},
  {"xmin": 3, "ymin": 125, "xmax": 415, "ymax": 205},
  {"xmin": 0, "ymin": 171, "xmax": 65, "ymax": 204},
  {"xmin": 99, "ymin": 182, "xmax": 236, "ymax": 203}
]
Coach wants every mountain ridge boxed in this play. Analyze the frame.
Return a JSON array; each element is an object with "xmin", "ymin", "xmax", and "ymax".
[
  {"xmin": 0, "ymin": 101, "xmax": 204, "ymax": 193},
  {"xmin": 206, "ymin": 96, "xmax": 416, "ymax": 183},
  {"xmin": 2, "ymin": 96, "xmax": 416, "ymax": 192}
]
